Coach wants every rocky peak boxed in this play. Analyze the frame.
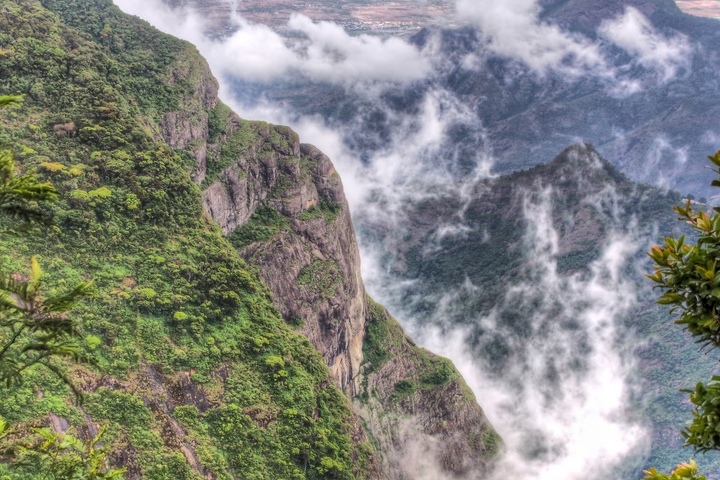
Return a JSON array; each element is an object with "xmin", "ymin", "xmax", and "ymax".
[{"xmin": 545, "ymin": 142, "xmax": 630, "ymax": 188}]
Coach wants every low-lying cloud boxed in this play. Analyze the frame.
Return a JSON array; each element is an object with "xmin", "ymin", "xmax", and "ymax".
[
  {"xmin": 114, "ymin": 0, "xmax": 430, "ymax": 86},
  {"xmin": 367, "ymin": 187, "xmax": 649, "ymax": 480},
  {"xmin": 599, "ymin": 7, "xmax": 693, "ymax": 83},
  {"xmin": 455, "ymin": 0, "xmax": 605, "ymax": 76},
  {"xmin": 454, "ymin": 0, "xmax": 693, "ymax": 88}
]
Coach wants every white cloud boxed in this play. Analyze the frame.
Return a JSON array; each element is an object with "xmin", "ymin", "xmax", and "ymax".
[
  {"xmin": 113, "ymin": 0, "xmax": 430, "ymax": 86},
  {"xmin": 286, "ymin": 15, "xmax": 432, "ymax": 85},
  {"xmin": 367, "ymin": 187, "xmax": 649, "ymax": 480},
  {"xmin": 455, "ymin": 0, "xmax": 606, "ymax": 76},
  {"xmin": 599, "ymin": 7, "xmax": 693, "ymax": 83},
  {"xmin": 640, "ymin": 136, "xmax": 690, "ymax": 189},
  {"xmin": 454, "ymin": 0, "xmax": 692, "ymax": 87}
]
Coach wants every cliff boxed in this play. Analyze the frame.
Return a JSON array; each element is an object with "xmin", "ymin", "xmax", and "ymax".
[
  {"xmin": 0, "ymin": 0, "xmax": 498, "ymax": 478},
  {"xmin": 0, "ymin": 1, "xmax": 372, "ymax": 478},
  {"xmin": 199, "ymin": 96, "xmax": 499, "ymax": 479}
]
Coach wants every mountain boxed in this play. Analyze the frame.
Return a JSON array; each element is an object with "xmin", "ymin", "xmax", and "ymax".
[
  {"xmin": 0, "ymin": 0, "xmax": 498, "ymax": 478},
  {"xmin": 223, "ymin": 0, "xmax": 720, "ymax": 199},
  {"xmin": 358, "ymin": 142, "xmax": 720, "ymax": 475},
  {"xmin": 199, "ymin": 87, "xmax": 500, "ymax": 478}
]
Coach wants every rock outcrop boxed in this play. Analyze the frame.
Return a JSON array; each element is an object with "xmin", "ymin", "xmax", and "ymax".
[
  {"xmin": 197, "ymin": 115, "xmax": 367, "ymax": 396},
  {"xmin": 136, "ymin": 6, "xmax": 502, "ymax": 477},
  {"xmin": 186, "ymin": 90, "xmax": 499, "ymax": 478}
]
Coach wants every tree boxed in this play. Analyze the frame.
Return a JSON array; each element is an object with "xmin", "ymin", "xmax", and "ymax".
[
  {"xmin": 0, "ymin": 95, "xmax": 124, "ymax": 478},
  {"xmin": 645, "ymin": 151, "xmax": 720, "ymax": 478},
  {"xmin": 0, "ymin": 420, "xmax": 124, "ymax": 479},
  {"xmin": 0, "ymin": 94, "xmax": 87, "ymax": 394},
  {"xmin": 0, "ymin": 95, "xmax": 58, "ymax": 232},
  {"xmin": 0, "ymin": 256, "xmax": 91, "ymax": 396},
  {"xmin": 644, "ymin": 460, "xmax": 707, "ymax": 480}
]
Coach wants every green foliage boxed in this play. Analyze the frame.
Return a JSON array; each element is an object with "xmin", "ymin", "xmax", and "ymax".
[
  {"xmin": 297, "ymin": 199, "xmax": 341, "ymax": 224},
  {"xmin": 0, "ymin": 257, "xmax": 91, "ymax": 397},
  {"xmin": 362, "ymin": 300, "xmax": 391, "ymax": 373},
  {"xmin": 481, "ymin": 429, "xmax": 501, "ymax": 459},
  {"xmin": 296, "ymin": 259, "xmax": 340, "ymax": 300},
  {"xmin": 0, "ymin": 421, "xmax": 126, "ymax": 479},
  {"xmin": 682, "ymin": 377, "xmax": 720, "ymax": 452},
  {"xmin": 645, "ymin": 151, "xmax": 720, "ymax": 476},
  {"xmin": 0, "ymin": 92, "xmax": 89, "ymax": 398},
  {"xmin": 202, "ymin": 109, "xmax": 258, "ymax": 189},
  {"xmin": 0, "ymin": 129, "xmax": 57, "ymax": 231},
  {"xmin": 419, "ymin": 356, "xmax": 455, "ymax": 386},
  {"xmin": 229, "ymin": 206, "xmax": 289, "ymax": 249},
  {"xmin": 393, "ymin": 380, "xmax": 416, "ymax": 397},
  {"xmin": 644, "ymin": 460, "xmax": 707, "ymax": 480}
]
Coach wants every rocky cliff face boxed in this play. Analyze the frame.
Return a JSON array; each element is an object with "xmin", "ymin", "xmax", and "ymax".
[
  {"xmin": 358, "ymin": 300, "xmax": 500, "ymax": 477},
  {"xmin": 198, "ymin": 115, "xmax": 366, "ymax": 396},
  {"xmin": 184, "ymin": 70, "xmax": 499, "ymax": 479}
]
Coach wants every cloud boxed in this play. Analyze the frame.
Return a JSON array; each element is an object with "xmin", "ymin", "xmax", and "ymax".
[
  {"xmin": 454, "ymin": 0, "xmax": 692, "ymax": 87},
  {"xmin": 369, "ymin": 187, "xmax": 649, "ymax": 480},
  {"xmin": 641, "ymin": 136, "xmax": 690, "ymax": 189},
  {"xmin": 599, "ymin": 7, "xmax": 693, "ymax": 83},
  {"xmin": 455, "ymin": 0, "xmax": 606, "ymax": 76},
  {"xmin": 286, "ymin": 15, "xmax": 432, "ymax": 85},
  {"xmin": 114, "ymin": 0, "xmax": 430, "ymax": 86}
]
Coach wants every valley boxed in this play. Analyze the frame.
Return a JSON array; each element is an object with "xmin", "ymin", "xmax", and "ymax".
[{"xmin": 168, "ymin": 0, "xmax": 456, "ymax": 35}]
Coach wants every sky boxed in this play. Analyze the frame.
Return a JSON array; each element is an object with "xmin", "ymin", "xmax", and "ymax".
[{"xmin": 113, "ymin": 0, "xmax": 700, "ymax": 477}]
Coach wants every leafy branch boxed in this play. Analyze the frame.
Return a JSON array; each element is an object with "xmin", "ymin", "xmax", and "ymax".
[{"xmin": 646, "ymin": 151, "xmax": 720, "ymax": 477}]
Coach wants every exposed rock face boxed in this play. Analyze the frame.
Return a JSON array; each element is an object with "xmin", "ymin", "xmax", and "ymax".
[
  {"xmin": 160, "ymin": 45, "xmax": 219, "ymax": 184},
  {"xmin": 195, "ymin": 106, "xmax": 499, "ymax": 478},
  {"xmin": 197, "ymin": 116, "xmax": 367, "ymax": 395},
  {"xmin": 69, "ymin": 364, "xmax": 219, "ymax": 480},
  {"xmin": 152, "ymin": 24, "xmax": 499, "ymax": 479}
]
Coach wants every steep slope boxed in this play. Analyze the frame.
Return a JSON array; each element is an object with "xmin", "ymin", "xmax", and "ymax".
[
  {"xmin": 0, "ymin": 1, "xmax": 498, "ymax": 479},
  {"xmin": 200, "ymin": 101, "xmax": 499, "ymax": 478},
  {"xmin": 0, "ymin": 1, "xmax": 370, "ymax": 478}
]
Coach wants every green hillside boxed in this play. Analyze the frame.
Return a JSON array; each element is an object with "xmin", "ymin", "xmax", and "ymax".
[{"xmin": 0, "ymin": 1, "xmax": 373, "ymax": 478}]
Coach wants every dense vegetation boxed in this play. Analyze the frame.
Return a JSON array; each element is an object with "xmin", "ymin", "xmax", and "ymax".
[
  {"xmin": 645, "ymin": 151, "xmax": 720, "ymax": 479},
  {"xmin": 0, "ymin": 0, "xmax": 369, "ymax": 478}
]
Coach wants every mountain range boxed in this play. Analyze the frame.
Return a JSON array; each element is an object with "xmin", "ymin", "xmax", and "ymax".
[{"xmin": 2, "ymin": 0, "xmax": 720, "ymax": 479}]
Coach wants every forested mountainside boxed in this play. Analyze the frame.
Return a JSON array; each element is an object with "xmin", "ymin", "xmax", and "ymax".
[{"xmin": 0, "ymin": 1, "xmax": 498, "ymax": 478}]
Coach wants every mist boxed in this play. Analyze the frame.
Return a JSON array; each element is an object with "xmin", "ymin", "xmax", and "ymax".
[
  {"xmin": 111, "ymin": 0, "xmax": 698, "ymax": 477},
  {"xmin": 363, "ymin": 186, "xmax": 651, "ymax": 479}
]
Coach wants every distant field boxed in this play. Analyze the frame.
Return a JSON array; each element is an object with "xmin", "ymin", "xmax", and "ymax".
[
  {"xmin": 176, "ymin": 1, "xmax": 720, "ymax": 35},
  {"xmin": 235, "ymin": 0, "xmax": 455, "ymax": 33},
  {"xmin": 676, "ymin": 0, "xmax": 720, "ymax": 18},
  {"xmin": 168, "ymin": 0, "xmax": 455, "ymax": 34}
]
